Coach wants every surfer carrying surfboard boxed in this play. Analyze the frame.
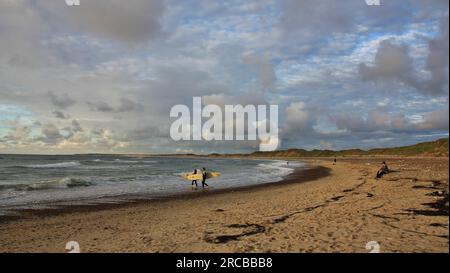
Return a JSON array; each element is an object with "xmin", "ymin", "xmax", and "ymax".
[
  {"xmin": 182, "ymin": 170, "xmax": 220, "ymax": 186},
  {"xmin": 201, "ymin": 167, "xmax": 208, "ymax": 188}
]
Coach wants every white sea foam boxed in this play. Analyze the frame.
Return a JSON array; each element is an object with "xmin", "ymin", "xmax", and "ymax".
[
  {"xmin": 22, "ymin": 161, "xmax": 82, "ymax": 168},
  {"xmin": 0, "ymin": 177, "xmax": 93, "ymax": 192},
  {"xmin": 0, "ymin": 156, "xmax": 308, "ymax": 215}
]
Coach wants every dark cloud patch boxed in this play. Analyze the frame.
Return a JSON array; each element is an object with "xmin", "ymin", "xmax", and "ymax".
[
  {"xmin": 117, "ymin": 98, "xmax": 143, "ymax": 112},
  {"xmin": 71, "ymin": 119, "xmax": 83, "ymax": 133},
  {"xmin": 279, "ymin": 0, "xmax": 448, "ymax": 46},
  {"xmin": 52, "ymin": 110, "xmax": 70, "ymax": 119},
  {"xmin": 331, "ymin": 109, "xmax": 449, "ymax": 133},
  {"xmin": 423, "ymin": 16, "xmax": 449, "ymax": 95},
  {"xmin": 358, "ymin": 40, "xmax": 418, "ymax": 89},
  {"xmin": 242, "ymin": 53, "xmax": 277, "ymax": 92},
  {"xmin": 417, "ymin": 108, "xmax": 449, "ymax": 131},
  {"xmin": 8, "ymin": 54, "xmax": 33, "ymax": 68},
  {"xmin": 90, "ymin": 127, "xmax": 105, "ymax": 137},
  {"xmin": 87, "ymin": 98, "xmax": 143, "ymax": 113},
  {"xmin": 332, "ymin": 111, "xmax": 410, "ymax": 133},
  {"xmin": 136, "ymin": 66, "xmax": 231, "ymax": 117},
  {"xmin": 61, "ymin": 119, "xmax": 83, "ymax": 138},
  {"xmin": 35, "ymin": 0, "xmax": 167, "ymax": 44},
  {"xmin": 48, "ymin": 91, "xmax": 76, "ymax": 109},
  {"xmin": 359, "ymin": 17, "xmax": 449, "ymax": 96},
  {"xmin": 40, "ymin": 123, "xmax": 63, "ymax": 144},
  {"xmin": 87, "ymin": 101, "xmax": 115, "ymax": 112}
]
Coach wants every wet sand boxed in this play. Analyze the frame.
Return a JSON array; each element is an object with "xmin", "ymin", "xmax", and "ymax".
[{"xmin": 0, "ymin": 157, "xmax": 448, "ymax": 253}]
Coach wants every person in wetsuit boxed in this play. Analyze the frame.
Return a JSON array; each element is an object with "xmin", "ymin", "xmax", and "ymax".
[
  {"xmin": 192, "ymin": 169, "xmax": 198, "ymax": 187},
  {"xmin": 201, "ymin": 167, "xmax": 209, "ymax": 188}
]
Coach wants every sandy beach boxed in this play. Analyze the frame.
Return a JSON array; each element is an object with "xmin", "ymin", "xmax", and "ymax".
[{"xmin": 0, "ymin": 157, "xmax": 448, "ymax": 253}]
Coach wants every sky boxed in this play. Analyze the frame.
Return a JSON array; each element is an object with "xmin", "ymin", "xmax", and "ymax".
[{"xmin": 0, "ymin": 0, "xmax": 448, "ymax": 154}]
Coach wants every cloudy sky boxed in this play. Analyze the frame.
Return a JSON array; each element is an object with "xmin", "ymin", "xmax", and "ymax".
[{"xmin": 0, "ymin": 0, "xmax": 448, "ymax": 154}]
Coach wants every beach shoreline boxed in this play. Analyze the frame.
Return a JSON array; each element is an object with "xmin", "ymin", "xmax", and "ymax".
[
  {"xmin": 0, "ymin": 157, "xmax": 448, "ymax": 253},
  {"xmin": 0, "ymin": 163, "xmax": 330, "ymax": 223}
]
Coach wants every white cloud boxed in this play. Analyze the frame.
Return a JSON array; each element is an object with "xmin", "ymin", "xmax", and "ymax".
[
  {"xmin": 285, "ymin": 101, "xmax": 311, "ymax": 132},
  {"xmin": 0, "ymin": 0, "xmax": 448, "ymax": 153}
]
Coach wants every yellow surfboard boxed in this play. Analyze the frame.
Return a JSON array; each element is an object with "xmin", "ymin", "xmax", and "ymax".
[{"xmin": 182, "ymin": 172, "xmax": 221, "ymax": 181}]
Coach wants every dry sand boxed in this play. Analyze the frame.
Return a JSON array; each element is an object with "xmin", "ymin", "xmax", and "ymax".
[{"xmin": 0, "ymin": 157, "xmax": 448, "ymax": 253}]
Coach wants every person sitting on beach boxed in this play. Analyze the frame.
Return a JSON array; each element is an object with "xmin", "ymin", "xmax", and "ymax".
[
  {"xmin": 192, "ymin": 169, "xmax": 198, "ymax": 187},
  {"xmin": 201, "ymin": 167, "xmax": 208, "ymax": 188},
  {"xmin": 376, "ymin": 161, "xmax": 389, "ymax": 179}
]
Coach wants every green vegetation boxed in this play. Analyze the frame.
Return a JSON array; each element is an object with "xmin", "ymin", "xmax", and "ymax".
[{"xmin": 210, "ymin": 138, "xmax": 449, "ymax": 158}]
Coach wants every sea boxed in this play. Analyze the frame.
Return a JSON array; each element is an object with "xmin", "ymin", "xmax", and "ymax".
[{"xmin": 0, "ymin": 154, "xmax": 306, "ymax": 215}]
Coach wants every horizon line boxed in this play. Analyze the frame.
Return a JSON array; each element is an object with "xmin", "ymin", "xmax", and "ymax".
[{"xmin": 1, "ymin": 137, "xmax": 447, "ymax": 156}]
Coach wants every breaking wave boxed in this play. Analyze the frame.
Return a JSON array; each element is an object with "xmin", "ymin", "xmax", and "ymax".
[
  {"xmin": 0, "ymin": 178, "xmax": 93, "ymax": 192},
  {"xmin": 17, "ymin": 161, "xmax": 82, "ymax": 168}
]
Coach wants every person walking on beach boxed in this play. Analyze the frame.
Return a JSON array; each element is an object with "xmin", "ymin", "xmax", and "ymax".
[
  {"xmin": 192, "ymin": 169, "xmax": 198, "ymax": 187},
  {"xmin": 201, "ymin": 167, "xmax": 208, "ymax": 188}
]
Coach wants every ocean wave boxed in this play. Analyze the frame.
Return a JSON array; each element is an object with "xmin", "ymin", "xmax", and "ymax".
[
  {"xmin": 255, "ymin": 161, "xmax": 295, "ymax": 179},
  {"xmin": 113, "ymin": 159, "xmax": 157, "ymax": 164},
  {"xmin": 62, "ymin": 177, "xmax": 93, "ymax": 188},
  {"xmin": 114, "ymin": 159, "xmax": 138, "ymax": 163},
  {"xmin": 257, "ymin": 162, "xmax": 292, "ymax": 171},
  {"xmin": 142, "ymin": 160, "xmax": 157, "ymax": 163},
  {"xmin": 17, "ymin": 161, "xmax": 82, "ymax": 168},
  {"xmin": 0, "ymin": 177, "xmax": 93, "ymax": 192}
]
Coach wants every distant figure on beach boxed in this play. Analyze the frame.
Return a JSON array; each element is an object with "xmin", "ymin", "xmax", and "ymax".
[
  {"xmin": 192, "ymin": 169, "xmax": 198, "ymax": 187},
  {"xmin": 201, "ymin": 167, "xmax": 208, "ymax": 188},
  {"xmin": 376, "ymin": 161, "xmax": 389, "ymax": 179},
  {"xmin": 333, "ymin": 157, "xmax": 337, "ymax": 165}
]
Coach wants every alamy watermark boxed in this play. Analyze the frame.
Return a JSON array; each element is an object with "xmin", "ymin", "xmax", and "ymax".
[
  {"xmin": 65, "ymin": 0, "xmax": 80, "ymax": 6},
  {"xmin": 366, "ymin": 241, "xmax": 380, "ymax": 253},
  {"xmin": 365, "ymin": 0, "xmax": 381, "ymax": 5},
  {"xmin": 65, "ymin": 241, "xmax": 80, "ymax": 253},
  {"xmin": 169, "ymin": 97, "xmax": 279, "ymax": 151}
]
